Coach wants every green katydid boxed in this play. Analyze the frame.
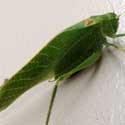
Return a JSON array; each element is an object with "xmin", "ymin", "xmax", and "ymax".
[{"xmin": 0, "ymin": 10, "xmax": 125, "ymax": 125}]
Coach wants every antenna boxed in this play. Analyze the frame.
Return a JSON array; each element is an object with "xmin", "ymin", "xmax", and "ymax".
[{"xmin": 107, "ymin": 0, "xmax": 115, "ymax": 13}]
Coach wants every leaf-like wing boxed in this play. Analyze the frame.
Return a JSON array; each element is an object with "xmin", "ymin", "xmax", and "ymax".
[{"xmin": 0, "ymin": 21, "xmax": 105, "ymax": 111}]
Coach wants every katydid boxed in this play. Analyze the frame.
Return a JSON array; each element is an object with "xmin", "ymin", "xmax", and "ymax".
[{"xmin": 0, "ymin": 12, "xmax": 125, "ymax": 125}]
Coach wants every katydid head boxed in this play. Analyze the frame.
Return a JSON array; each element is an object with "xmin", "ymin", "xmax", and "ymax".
[
  {"xmin": 102, "ymin": 0, "xmax": 124, "ymax": 37},
  {"xmin": 91, "ymin": 12, "xmax": 119, "ymax": 37},
  {"xmin": 100, "ymin": 12, "xmax": 119, "ymax": 37}
]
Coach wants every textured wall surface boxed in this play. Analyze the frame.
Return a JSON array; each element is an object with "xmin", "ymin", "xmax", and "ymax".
[{"xmin": 0, "ymin": 0, "xmax": 125, "ymax": 125}]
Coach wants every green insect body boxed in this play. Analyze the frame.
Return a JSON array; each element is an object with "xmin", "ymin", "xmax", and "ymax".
[{"xmin": 0, "ymin": 12, "xmax": 125, "ymax": 125}]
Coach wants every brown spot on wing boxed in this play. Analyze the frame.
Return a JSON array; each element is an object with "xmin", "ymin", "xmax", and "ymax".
[{"xmin": 84, "ymin": 18, "xmax": 96, "ymax": 26}]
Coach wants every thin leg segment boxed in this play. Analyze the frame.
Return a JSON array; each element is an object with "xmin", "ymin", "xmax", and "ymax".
[
  {"xmin": 106, "ymin": 42, "xmax": 125, "ymax": 51},
  {"xmin": 46, "ymin": 81, "xmax": 60, "ymax": 125},
  {"xmin": 112, "ymin": 33, "xmax": 125, "ymax": 38}
]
